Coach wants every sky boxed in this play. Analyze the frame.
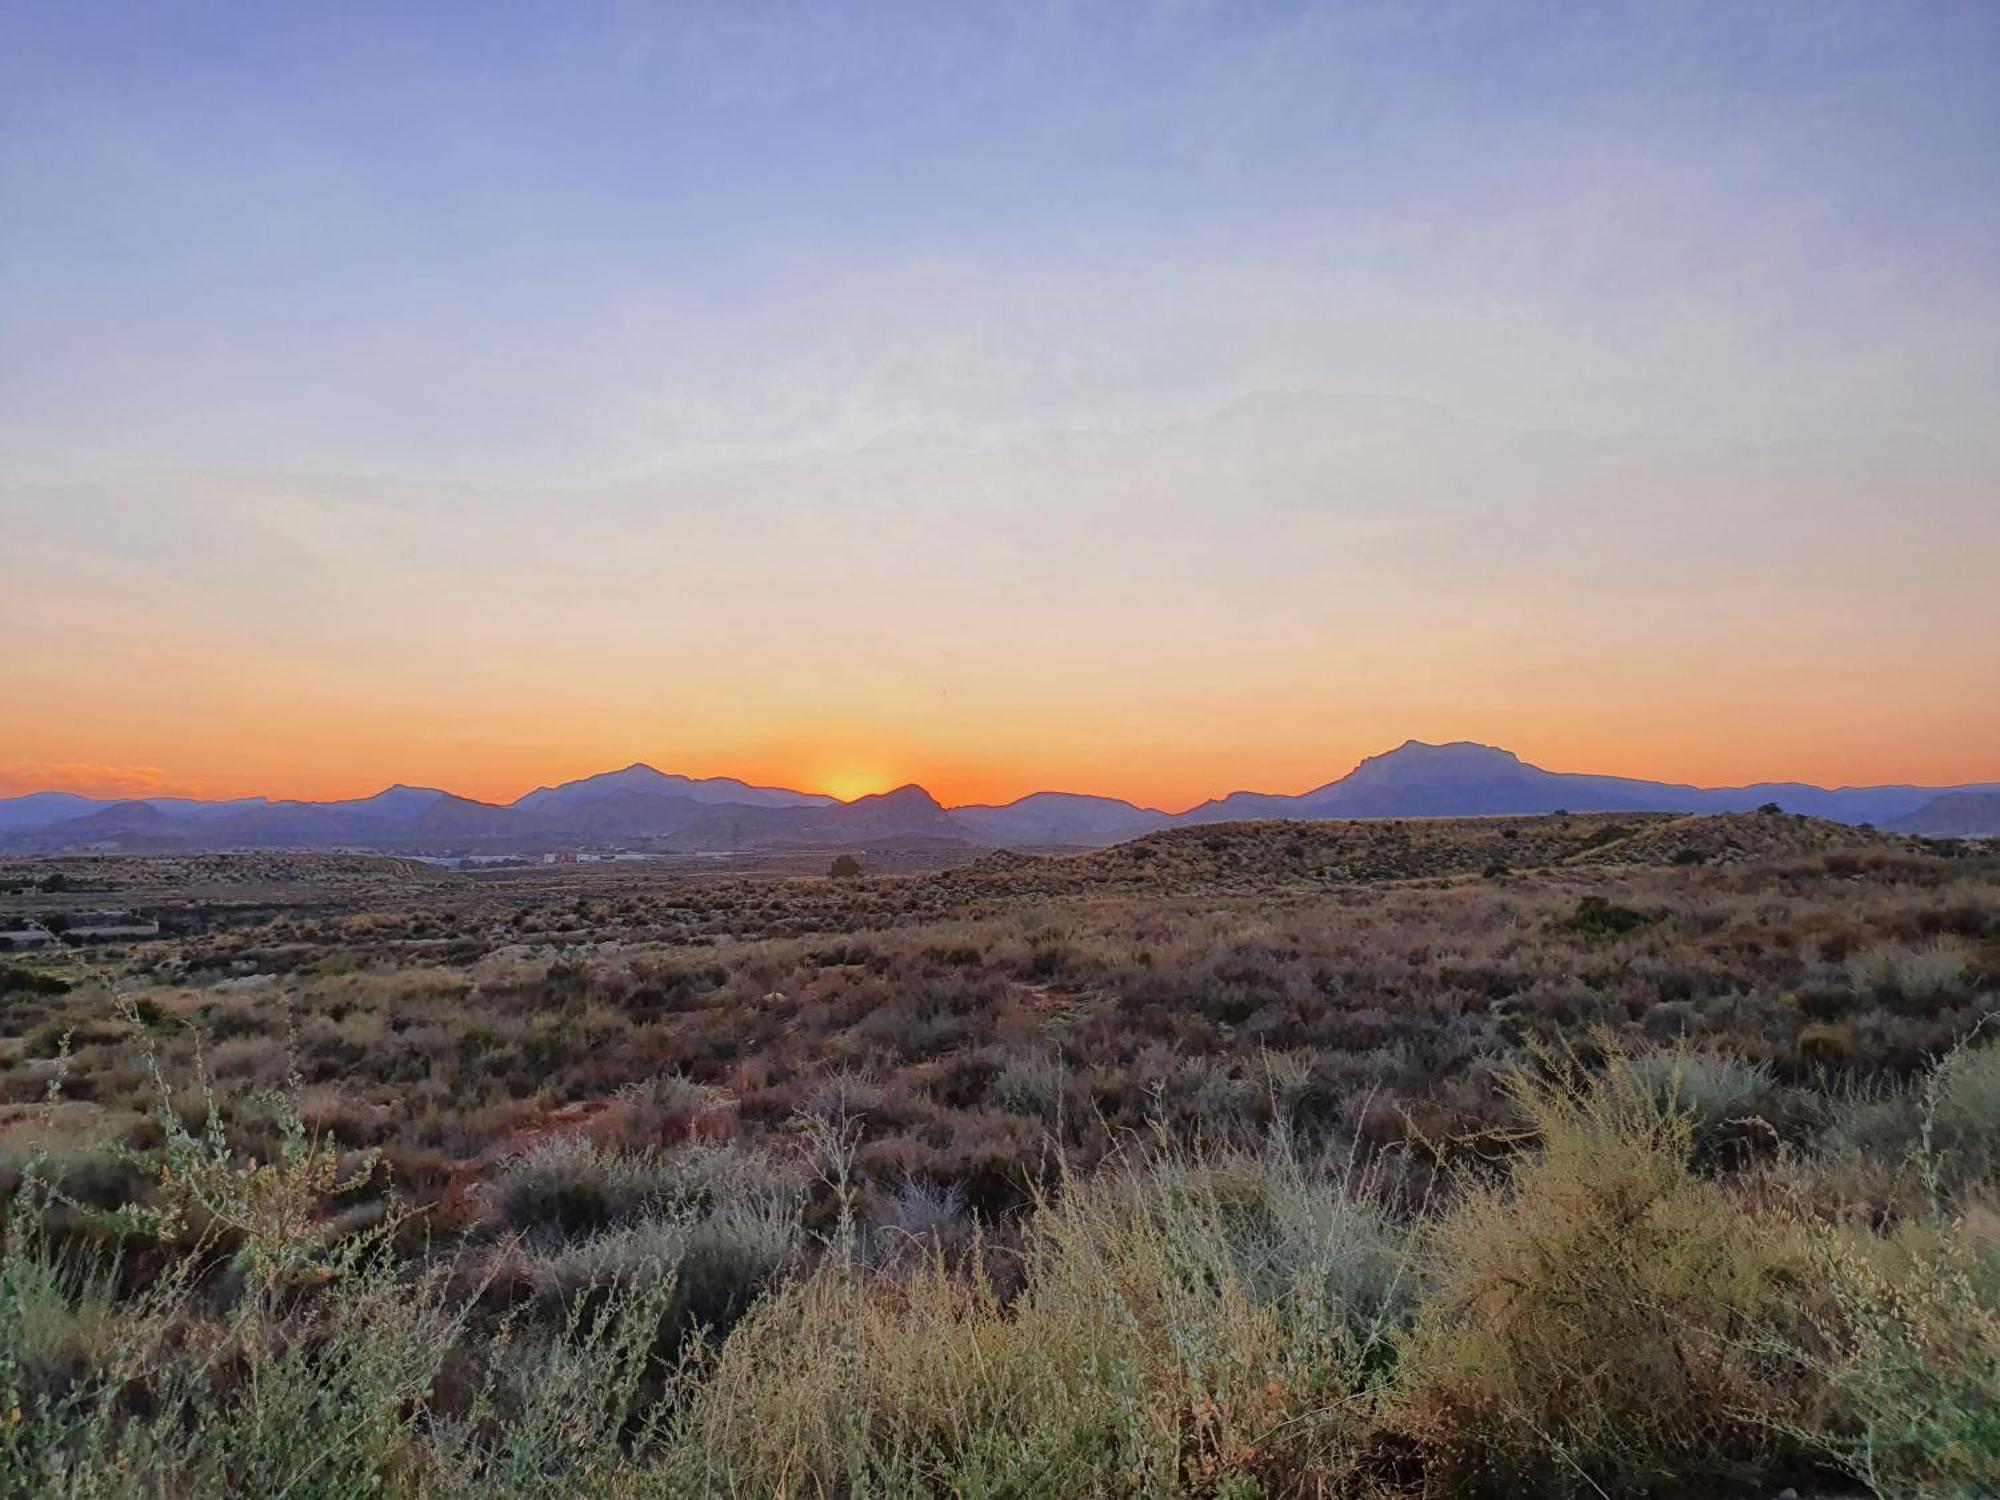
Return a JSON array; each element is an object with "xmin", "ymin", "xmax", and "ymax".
[{"xmin": 2, "ymin": 1, "xmax": 1997, "ymax": 810}]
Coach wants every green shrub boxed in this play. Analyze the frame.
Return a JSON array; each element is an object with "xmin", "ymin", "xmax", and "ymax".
[
  {"xmin": 1930, "ymin": 1039, "xmax": 2000, "ymax": 1188},
  {"xmin": 0, "ymin": 965, "xmax": 67, "ymax": 998},
  {"xmin": 1567, "ymin": 895, "xmax": 1652, "ymax": 941},
  {"xmin": 1816, "ymin": 1074, "xmax": 1918, "ymax": 1164},
  {"xmin": 0, "ymin": 1073, "xmax": 465, "ymax": 1499},
  {"xmin": 428, "ymin": 1269, "xmax": 689, "ymax": 1495},
  {"xmin": 1786, "ymin": 1213, "xmax": 2000, "ymax": 1500},
  {"xmin": 0, "ymin": 1240, "xmax": 467, "ymax": 1499}
]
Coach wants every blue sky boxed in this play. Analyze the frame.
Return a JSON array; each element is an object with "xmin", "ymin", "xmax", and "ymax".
[
  {"xmin": 3, "ymin": 3, "xmax": 1997, "ymax": 803},
  {"xmin": 7, "ymin": 2, "xmax": 1997, "ymax": 479}
]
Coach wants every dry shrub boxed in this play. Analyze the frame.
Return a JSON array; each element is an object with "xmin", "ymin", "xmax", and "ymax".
[
  {"xmin": 1391, "ymin": 1049, "xmax": 1798, "ymax": 1496},
  {"xmin": 674, "ymin": 1145, "xmax": 1417, "ymax": 1497}
]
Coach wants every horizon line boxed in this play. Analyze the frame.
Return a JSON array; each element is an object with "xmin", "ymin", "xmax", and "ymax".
[{"xmin": 7, "ymin": 737, "xmax": 1999, "ymax": 819}]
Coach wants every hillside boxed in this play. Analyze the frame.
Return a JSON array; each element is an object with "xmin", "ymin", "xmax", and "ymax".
[
  {"xmin": 1565, "ymin": 809, "xmax": 1924, "ymax": 867},
  {"xmin": 943, "ymin": 808, "xmax": 1919, "ymax": 899}
]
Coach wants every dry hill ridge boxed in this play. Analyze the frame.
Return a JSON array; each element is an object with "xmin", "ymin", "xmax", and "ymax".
[{"xmin": 943, "ymin": 808, "xmax": 1926, "ymax": 897}]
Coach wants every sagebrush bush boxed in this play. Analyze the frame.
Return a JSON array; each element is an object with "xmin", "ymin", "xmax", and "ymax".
[
  {"xmin": 1624, "ymin": 1048, "xmax": 1772, "ymax": 1130},
  {"xmin": 1846, "ymin": 939, "xmax": 1973, "ymax": 1003},
  {"xmin": 990, "ymin": 1047, "xmax": 1067, "ymax": 1123}
]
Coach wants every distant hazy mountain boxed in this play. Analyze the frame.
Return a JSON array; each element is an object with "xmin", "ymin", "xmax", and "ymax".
[
  {"xmin": 407, "ymin": 794, "xmax": 522, "ymax": 838},
  {"xmin": 0, "ymin": 792, "xmax": 116, "ymax": 830},
  {"xmin": 1181, "ymin": 740, "xmax": 1677, "ymax": 822},
  {"xmin": 1, "ymin": 741, "xmax": 1993, "ymax": 852},
  {"xmin": 351, "ymin": 785, "xmax": 450, "ymax": 821},
  {"xmin": 949, "ymin": 792, "xmax": 1173, "ymax": 847},
  {"xmin": 514, "ymin": 764, "xmax": 833, "ymax": 816},
  {"xmin": 146, "ymin": 796, "xmax": 276, "ymax": 821},
  {"xmin": 1178, "ymin": 741, "xmax": 2000, "ymax": 827},
  {"xmin": 673, "ymin": 784, "xmax": 961, "ymax": 849},
  {"xmin": 175, "ymin": 786, "xmax": 455, "ymax": 846},
  {"xmin": 1890, "ymin": 791, "xmax": 2000, "ymax": 837},
  {"xmin": 816, "ymin": 784, "xmax": 961, "ymax": 841},
  {"xmin": 0, "ymin": 791, "xmax": 269, "ymax": 829},
  {"xmin": 56, "ymin": 800, "xmax": 177, "ymax": 835}
]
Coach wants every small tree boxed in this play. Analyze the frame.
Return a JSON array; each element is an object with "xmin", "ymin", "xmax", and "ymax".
[{"xmin": 828, "ymin": 854, "xmax": 862, "ymax": 879}]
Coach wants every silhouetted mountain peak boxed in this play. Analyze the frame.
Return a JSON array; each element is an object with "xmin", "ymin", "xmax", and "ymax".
[
  {"xmin": 513, "ymin": 763, "xmax": 832, "ymax": 813},
  {"xmin": 852, "ymin": 783, "xmax": 945, "ymax": 812},
  {"xmin": 61, "ymin": 800, "xmax": 173, "ymax": 832},
  {"xmin": 358, "ymin": 785, "xmax": 448, "ymax": 814},
  {"xmin": 1340, "ymin": 739, "xmax": 1516, "ymax": 782},
  {"xmin": 594, "ymin": 764, "xmax": 672, "ymax": 790},
  {"xmin": 1367, "ymin": 739, "xmax": 1520, "ymax": 769}
]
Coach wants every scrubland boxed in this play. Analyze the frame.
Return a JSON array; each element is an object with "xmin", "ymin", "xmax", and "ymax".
[{"xmin": 0, "ymin": 815, "xmax": 1995, "ymax": 1497}]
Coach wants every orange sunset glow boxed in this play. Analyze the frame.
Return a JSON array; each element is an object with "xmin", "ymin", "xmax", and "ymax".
[
  {"xmin": 5, "ymin": 611, "xmax": 1997, "ymax": 812},
  {"xmin": 4, "ymin": 438, "xmax": 1999, "ymax": 814}
]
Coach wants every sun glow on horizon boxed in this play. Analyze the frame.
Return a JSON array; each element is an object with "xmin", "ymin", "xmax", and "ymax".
[{"xmin": 816, "ymin": 770, "xmax": 901, "ymax": 803}]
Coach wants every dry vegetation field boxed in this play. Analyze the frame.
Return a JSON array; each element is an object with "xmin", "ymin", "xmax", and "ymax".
[{"xmin": 1, "ymin": 812, "xmax": 1995, "ymax": 1497}]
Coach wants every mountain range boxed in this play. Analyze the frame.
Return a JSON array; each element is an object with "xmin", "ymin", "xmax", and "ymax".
[{"xmin": 2, "ymin": 741, "xmax": 1996, "ymax": 853}]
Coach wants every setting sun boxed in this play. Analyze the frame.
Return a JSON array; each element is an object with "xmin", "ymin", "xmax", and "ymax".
[{"xmin": 816, "ymin": 770, "xmax": 900, "ymax": 803}]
